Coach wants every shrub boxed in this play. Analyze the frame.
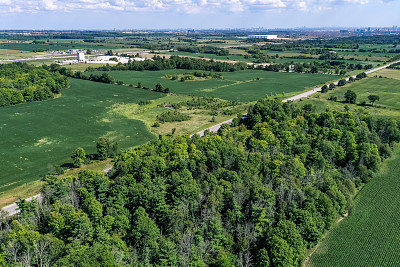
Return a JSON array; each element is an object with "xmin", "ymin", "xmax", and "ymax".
[{"xmin": 157, "ymin": 110, "xmax": 190, "ymax": 123}]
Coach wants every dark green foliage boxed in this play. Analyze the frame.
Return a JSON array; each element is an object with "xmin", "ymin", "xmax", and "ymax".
[
  {"xmin": 356, "ymin": 72, "xmax": 367, "ymax": 79},
  {"xmin": 156, "ymin": 110, "xmax": 190, "ymax": 123},
  {"xmin": 0, "ymin": 99, "xmax": 397, "ymax": 266},
  {"xmin": 177, "ymin": 45, "xmax": 229, "ymax": 56},
  {"xmin": 154, "ymin": 82, "xmax": 170, "ymax": 93},
  {"xmin": 0, "ymin": 62, "xmax": 69, "ymax": 106},
  {"xmin": 368, "ymin": 94, "xmax": 380, "ymax": 104},
  {"xmin": 138, "ymin": 99, "xmax": 151, "ymax": 106},
  {"xmin": 88, "ymin": 73, "xmax": 114, "ymax": 84},
  {"xmin": 338, "ymin": 79, "xmax": 347, "ymax": 86},
  {"xmin": 71, "ymin": 147, "xmax": 86, "ymax": 168},
  {"xmin": 93, "ymin": 55, "xmax": 248, "ymax": 73},
  {"xmin": 96, "ymin": 137, "xmax": 119, "ymax": 160},
  {"xmin": 321, "ymin": 85, "xmax": 329, "ymax": 93},
  {"xmin": 344, "ymin": 90, "xmax": 357, "ymax": 104}
]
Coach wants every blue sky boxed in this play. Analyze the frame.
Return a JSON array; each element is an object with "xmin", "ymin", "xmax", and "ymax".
[{"xmin": 0, "ymin": 0, "xmax": 399, "ymax": 29}]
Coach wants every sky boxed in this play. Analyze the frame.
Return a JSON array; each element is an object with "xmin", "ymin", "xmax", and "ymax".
[{"xmin": 0, "ymin": 0, "xmax": 399, "ymax": 30}]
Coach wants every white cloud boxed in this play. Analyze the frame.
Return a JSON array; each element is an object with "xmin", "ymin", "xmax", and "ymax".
[{"xmin": 0, "ymin": 0, "xmax": 388, "ymax": 13}]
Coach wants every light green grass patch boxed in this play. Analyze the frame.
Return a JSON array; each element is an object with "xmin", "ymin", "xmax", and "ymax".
[
  {"xmin": 374, "ymin": 68, "xmax": 400, "ymax": 80},
  {"xmin": 107, "ymin": 93, "xmax": 250, "ymax": 135},
  {"xmin": 313, "ymin": 77, "xmax": 400, "ymax": 111}
]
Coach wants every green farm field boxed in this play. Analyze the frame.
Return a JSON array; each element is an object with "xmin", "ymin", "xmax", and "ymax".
[
  {"xmin": 307, "ymin": 145, "xmax": 400, "ymax": 267},
  {"xmin": 160, "ymin": 51, "xmax": 253, "ymax": 63},
  {"xmin": 0, "ymin": 78, "xmax": 163, "ymax": 194},
  {"xmin": 313, "ymin": 76, "xmax": 400, "ymax": 111},
  {"xmin": 97, "ymin": 69, "xmax": 337, "ymax": 102}
]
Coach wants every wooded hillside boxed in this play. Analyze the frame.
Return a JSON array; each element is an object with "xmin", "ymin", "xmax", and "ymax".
[{"xmin": 0, "ymin": 99, "xmax": 398, "ymax": 266}]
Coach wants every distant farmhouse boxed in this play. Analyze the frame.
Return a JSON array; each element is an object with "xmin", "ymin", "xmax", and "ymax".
[{"xmin": 247, "ymin": 35, "xmax": 278, "ymax": 39}]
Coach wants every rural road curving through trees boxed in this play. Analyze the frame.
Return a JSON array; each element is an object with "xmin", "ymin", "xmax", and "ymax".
[
  {"xmin": 1, "ymin": 194, "xmax": 43, "ymax": 217},
  {"xmin": 1, "ymin": 167, "xmax": 113, "ymax": 217},
  {"xmin": 2, "ymin": 59, "xmax": 400, "ymax": 216}
]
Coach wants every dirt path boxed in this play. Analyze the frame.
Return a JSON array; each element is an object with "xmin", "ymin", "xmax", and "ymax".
[{"xmin": 302, "ymin": 212, "xmax": 349, "ymax": 267}]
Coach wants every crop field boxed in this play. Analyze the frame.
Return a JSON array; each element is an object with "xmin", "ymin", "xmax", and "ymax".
[
  {"xmin": 314, "ymin": 77, "xmax": 400, "ymax": 111},
  {"xmin": 307, "ymin": 145, "xmax": 400, "ymax": 267},
  {"xmin": 97, "ymin": 69, "xmax": 337, "ymax": 102},
  {"xmin": 0, "ymin": 79, "xmax": 163, "ymax": 194},
  {"xmin": 271, "ymin": 57, "xmax": 382, "ymax": 67}
]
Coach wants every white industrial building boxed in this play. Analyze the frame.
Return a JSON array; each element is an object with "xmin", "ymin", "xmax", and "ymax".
[
  {"xmin": 61, "ymin": 54, "xmax": 146, "ymax": 66},
  {"xmin": 77, "ymin": 52, "xmax": 86, "ymax": 63},
  {"xmin": 248, "ymin": 35, "xmax": 278, "ymax": 39}
]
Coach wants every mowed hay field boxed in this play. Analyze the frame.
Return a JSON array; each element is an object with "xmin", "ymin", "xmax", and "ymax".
[
  {"xmin": 0, "ymin": 78, "xmax": 163, "ymax": 194},
  {"xmin": 307, "ymin": 145, "xmax": 400, "ymax": 267},
  {"xmin": 97, "ymin": 69, "xmax": 337, "ymax": 102},
  {"xmin": 375, "ymin": 68, "xmax": 400, "ymax": 80}
]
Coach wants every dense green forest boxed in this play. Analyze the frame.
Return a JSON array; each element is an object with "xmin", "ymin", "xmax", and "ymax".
[
  {"xmin": 0, "ymin": 63, "xmax": 70, "ymax": 106},
  {"xmin": 0, "ymin": 99, "xmax": 398, "ymax": 266}
]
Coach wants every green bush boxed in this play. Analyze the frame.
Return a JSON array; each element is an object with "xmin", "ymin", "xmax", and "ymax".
[{"xmin": 157, "ymin": 110, "xmax": 190, "ymax": 122}]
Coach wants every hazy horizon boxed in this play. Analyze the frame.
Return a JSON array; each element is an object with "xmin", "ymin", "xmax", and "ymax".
[{"xmin": 0, "ymin": 0, "xmax": 399, "ymax": 30}]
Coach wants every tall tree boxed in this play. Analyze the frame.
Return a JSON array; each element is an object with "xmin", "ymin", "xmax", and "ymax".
[
  {"xmin": 344, "ymin": 90, "xmax": 357, "ymax": 104},
  {"xmin": 71, "ymin": 147, "xmax": 86, "ymax": 168}
]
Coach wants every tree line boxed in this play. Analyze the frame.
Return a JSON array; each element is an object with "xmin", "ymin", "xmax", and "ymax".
[
  {"xmin": 176, "ymin": 46, "xmax": 229, "ymax": 56},
  {"xmin": 87, "ymin": 55, "xmax": 248, "ymax": 73},
  {"xmin": 0, "ymin": 98, "xmax": 399, "ymax": 266}
]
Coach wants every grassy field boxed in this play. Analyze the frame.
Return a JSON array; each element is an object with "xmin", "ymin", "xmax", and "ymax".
[
  {"xmin": 108, "ymin": 94, "xmax": 251, "ymax": 136},
  {"xmin": 0, "ymin": 78, "xmax": 163, "ymax": 194},
  {"xmin": 96, "ymin": 69, "xmax": 337, "ymax": 102},
  {"xmin": 374, "ymin": 68, "xmax": 400, "ymax": 80},
  {"xmin": 310, "ymin": 76, "xmax": 400, "ymax": 112},
  {"xmin": 307, "ymin": 145, "xmax": 400, "ymax": 267}
]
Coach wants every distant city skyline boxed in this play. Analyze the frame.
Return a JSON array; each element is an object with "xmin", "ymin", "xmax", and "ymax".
[{"xmin": 0, "ymin": 0, "xmax": 399, "ymax": 30}]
